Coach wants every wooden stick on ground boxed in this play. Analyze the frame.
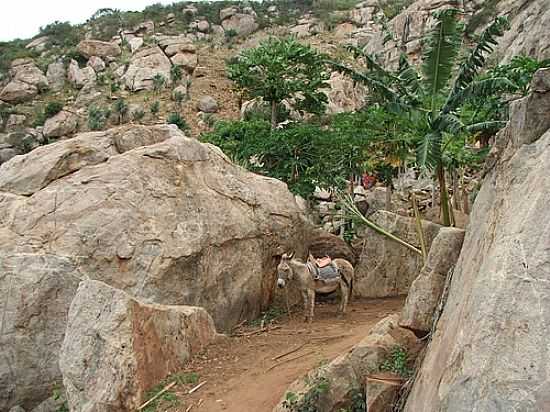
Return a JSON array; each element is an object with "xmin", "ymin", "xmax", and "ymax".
[
  {"xmin": 188, "ymin": 381, "xmax": 207, "ymax": 394},
  {"xmin": 233, "ymin": 325, "xmax": 281, "ymax": 337},
  {"xmin": 271, "ymin": 341, "xmax": 308, "ymax": 361},
  {"xmin": 266, "ymin": 350, "xmax": 315, "ymax": 372},
  {"xmin": 309, "ymin": 334, "xmax": 351, "ymax": 341},
  {"xmin": 185, "ymin": 405, "xmax": 193, "ymax": 412},
  {"xmin": 138, "ymin": 381, "xmax": 177, "ymax": 410}
]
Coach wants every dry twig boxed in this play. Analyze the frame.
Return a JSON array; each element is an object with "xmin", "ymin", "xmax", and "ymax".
[{"xmin": 137, "ymin": 381, "xmax": 177, "ymax": 410}]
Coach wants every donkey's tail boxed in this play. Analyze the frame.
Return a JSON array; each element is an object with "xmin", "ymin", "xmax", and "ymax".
[{"xmin": 348, "ymin": 277, "xmax": 354, "ymax": 301}]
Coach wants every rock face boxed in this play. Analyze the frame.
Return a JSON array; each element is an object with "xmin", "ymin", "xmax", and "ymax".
[
  {"xmin": 352, "ymin": 211, "xmax": 442, "ymax": 298},
  {"xmin": 0, "ymin": 124, "xmax": 305, "ymax": 410},
  {"xmin": 60, "ymin": 280, "xmax": 219, "ymax": 412},
  {"xmin": 77, "ymin": 39, "xmax": 121, "ymax": 59},
  {"xmin": 0, "ymin": 59, "xmax": 48, "ymax": 103},
  {"xmin": 46, "ymin": 60, "xmax": 65, "ymax": 91},
  {"xmin": 221, "ymin": 13, "xmax": 259, "ymax": 37},
  {"xmin": 404, "ymin": 69, "xmax": 550, "ymax": 411},
  {"xmin": 325, "ymin": 71, "xmax": 367, "ymax": 114},
  {"xmin": 399, "ymin": 227, "xmax": 465, "ymax": 333},
  {"xmin": 122, "ymin": 46, "xmax": 172, "ymax": 91},
  {"xmin": 43, "ymin": 110, "xmax": 79, "ymax": 138},
  {"xmin": 364, "ymin": 0, "xmax": 550, "ymax": 67},
  {"xmin": 67, "ymin": 59, "xmax": 96, "ymax": 89},
  {"xmin": 197, "ymin": 95, "xmax": 219, "ymax": 113}
]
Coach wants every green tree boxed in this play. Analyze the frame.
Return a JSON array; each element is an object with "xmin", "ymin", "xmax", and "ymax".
[
  {"xmin": 170, "ymin": 65, "xmax": 183, "ymax": 83},
  {"xmin": 152, "ymin": 73, "xmax": 166, "ymax": 95},
  {"xmin": 227, "ymin": 37, "xmax": 329, "ymax": 129},
  {"xmin": 332, "ymin": 10, "xmax": 512, "ymax": 226},
  {"xmin": 150, "ymin": 100, "xmax": 160, "ymax": 117},
  {"xmin": 113, "ymin": 99, "xmax": 128, "ymax": 124},
  {"xmin": 167, "ymin": 112, "xmax": 189, "ymax": 132}
]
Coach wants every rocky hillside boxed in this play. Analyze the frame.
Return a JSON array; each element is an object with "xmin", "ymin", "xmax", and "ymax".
[
  {"xmin": 2, "ymin": 0, "xmax": 547, "ymax": 168},
  {"xmin": 2, "ymin": 1, "xmax": 549, "ymax": 411}
]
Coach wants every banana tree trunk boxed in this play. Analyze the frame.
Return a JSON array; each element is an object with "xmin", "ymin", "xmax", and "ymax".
[
  {"xmin": 271, "ymin": 100, "xmax": 277, "ymax": 129},
  {"xmin": 437, "ymin": 165, "xmax": 451, "ymax": 226},
  {"xmin": 385, "ymin": 180, "xmax": 393, "ymax": 211},
  {"xmin": 452, "ymin": 168, "xmax": 461, "ymax": 211}
]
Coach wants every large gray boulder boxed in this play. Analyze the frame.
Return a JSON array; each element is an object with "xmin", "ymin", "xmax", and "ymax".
[
  {"xmin": 60, "ymin": 280, "xmax": 219, "ymax": 412},
  {"xmin": 0, "ymin": 124, "xmax": 305, "ymax": 410},
  {"xmin": 0, "ymin": 59, "xmax": 47, "ymax": 103},
  {"xmin": 352, "ymin": 211, "xmax": 442, "ymax": 298},
  {"xmin": 43, "ymin": 110, "xmax": 79, "ymax": 139},
  {"xmin": 121, "ymin": 46, "xmax": 172, "ymax": 91},
  {"xmin": 67, "ymin": 59, "xmax": 96, "ymax": 89},
  {"xmin": 77, "ymin": 39, "xmax": 121, "ymax": 59},
  {"xmin": 46, "ymin": 60, "xmax": 65, "ymax": 91},
  {"xmin": 399, "ymin": 227, "xmax": 465, "ymax": 333},
  {"xmin": 221, "ymin": 13, "xmax": 259, "ymax": 36},
  {"xmin": 404, "ymin": 69, "xmax": 550, "ymax": 411}
]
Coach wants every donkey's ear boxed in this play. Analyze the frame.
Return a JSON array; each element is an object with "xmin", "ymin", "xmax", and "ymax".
[{"xmin": 288, "ymin": 251, "xmax": 295, "ymax": 259}]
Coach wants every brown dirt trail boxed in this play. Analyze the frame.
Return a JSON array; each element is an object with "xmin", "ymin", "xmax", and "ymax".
[{"xmin": 156, "ymin": 297, "xmax": 404, "ymax": 412}]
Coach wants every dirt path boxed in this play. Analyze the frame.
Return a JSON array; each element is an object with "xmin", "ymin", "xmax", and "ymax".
[{"xmin": 150, "ymin": 297, "xmax": 404, "ymax": 412}]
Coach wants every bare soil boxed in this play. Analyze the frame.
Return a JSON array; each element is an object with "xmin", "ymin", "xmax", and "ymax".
[{"xmin": 155, "ymin": 296, "xmax": 404, "ymax": 412}]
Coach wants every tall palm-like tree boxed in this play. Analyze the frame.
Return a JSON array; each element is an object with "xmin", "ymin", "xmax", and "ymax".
[{"xmin": 331, "ymin": 9, "xmax": 512, "ymax": 225}]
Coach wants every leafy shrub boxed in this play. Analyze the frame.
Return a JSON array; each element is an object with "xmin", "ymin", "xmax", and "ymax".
[
  {"xmin": 152, "ymin": 73, "xmax": 166, "ymax": 94},
  {"xmin": 44, "ymin": 101, "xmax": 64, "ymax": 118},
  {"xmin": 150, "ymin": 100, "xmax": 160, "ymax": 116},
  {"xmin": 132, "ymin": 109, "xmax": 145, "ymax": 123},
  {"xmin": 283, "ymin": 376, "xmax": 330, "ymax": 412},
  {"xmin": 380, "ymin": 346, "xmax": 413, "ymax": 378},
  {"xmin": 112, "ymin": 99, "xmax": 128, "ymax": 124},
  {"xmin": 170, "ymin": 65, "xmax": 183, "ymax": 82},
  {"xmin": 39, "ymin": 21, "xmax": 81, "ymax": 48},
  {"xmin": 167, "ymin": 112, "xmax": 189, "ymax": 131},
  {"xmin": 88, "ymin": 105, "xmax": 109, "ymax": 130},
  {"xmin": 202, "ymin": 119, "xmax": 367, "ymax": 197},
  {"xmin": 0, "ymin": 40, "xmax": 38, "ymax": 79},
  {"xmin": 173, "ymin": 90, "xmax": 185, "ymax": 109}
]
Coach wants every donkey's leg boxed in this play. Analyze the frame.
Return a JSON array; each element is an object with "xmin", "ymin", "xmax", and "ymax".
[
  {"xmin": 302, "ymin": 291, "xmax": 309, "ymax": 322},
  {"xmin": 307, "ymin": 289, "xmax": 316, "ymax": 323},
  {"xmin": 339, "ymin": 280, "xmax": 349, "ymax": 315}
]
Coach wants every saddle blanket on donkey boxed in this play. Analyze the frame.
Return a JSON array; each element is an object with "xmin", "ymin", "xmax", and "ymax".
[{"xmin": 306, "ymin": 257, "xmax": 341, "ymax": 282}]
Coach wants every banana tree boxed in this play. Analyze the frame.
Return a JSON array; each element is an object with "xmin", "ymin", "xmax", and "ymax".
[{"xmin": 331, "ymin": 9, "xmax": 513, "ymax": 225}]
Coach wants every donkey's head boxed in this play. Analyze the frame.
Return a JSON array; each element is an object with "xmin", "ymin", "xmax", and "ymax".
[{"xmin": 277, "ymin": 252, "xmax": 295, "ymax": 288}]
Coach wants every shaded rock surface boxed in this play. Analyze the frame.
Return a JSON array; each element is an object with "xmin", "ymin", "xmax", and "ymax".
[
  {"xmin": 352, "ymin": 211, "xmax": 442, "ymax": 298},
  {"xmin": 0, "ymin": 124, "xmax": 305, "ymax": 410},
  {"xmin": 399, "ymin": 227, "xmax": 465, "ymax": 333},
  {"xmin": 60, "ymin": 280, "xmax": 219, "ymax": 412},
  {"xmin": 43, "ymin": 110, "xmax": 79, "ymax": 139},
  {"xmin": 77, "ymin": 39, "xmax": 121, "ymax": 59},
  {"xmin": 122, "ymin": 46, "xmax": 172, "ymax": 91},
  {"xmin": 404, "ymin": 69, "xmax": 550, "ymax": 411}
]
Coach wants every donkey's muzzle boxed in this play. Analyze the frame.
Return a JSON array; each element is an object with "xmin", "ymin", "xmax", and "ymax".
[{"xmin": 277, "ymin": 279, "xmax": 286, "ymax": 288}]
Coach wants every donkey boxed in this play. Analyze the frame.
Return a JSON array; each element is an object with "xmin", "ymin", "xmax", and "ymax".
[{"xmin": 276, "ymin": 252, "xmax": 354, "ymax": 322}]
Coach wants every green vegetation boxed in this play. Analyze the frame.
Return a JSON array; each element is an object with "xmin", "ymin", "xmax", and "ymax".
[
  {"xmin": 88, "ymin": 105, "xmax": 109, "ymax": 130},
  {"xmin": 203, "ymin": 119, "xmax": 367, "ymax": 197},
  {"xmin": 331, "ymin": 10, "xmax": 513, "ymax": 226},
  {"xmin": 44, "ymin": 101, "xmax": 64, "ymax": 118},
  {"xmin": 170, "ymin": 65, "xmax": 183, "ymax": 83},
  {"xmin": 113, "ymin": 99, "xmax": 128, "ymax": 124},
  {"xmin": 152, "ymin": 74, "xmax": 166, "ymax": 95},
  {"xmin": 283, "ymin": 376, "xmax": 330, "ymax": 412},
  {"xmin": 380, "ymin": 346, "xmax": 413, "ymax": 378},
  {"xmin": 249, "ymin": 306, "xmax": 285, "ymax": 327},
  {"xmin": 150, "ymin": 101, "xmax": 161, "ymax": 117},
  {"xmin": 141, "ymin": 372, "xmax": 199, "ymax": 412},
  {"xmin": 167, "ymin": 112, "xmax": 189, "ymax": 131},
  {"xmin": 227, "ymin": 37, "xmax": 329, "ymax": 128}
]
